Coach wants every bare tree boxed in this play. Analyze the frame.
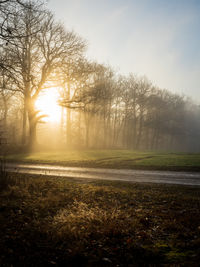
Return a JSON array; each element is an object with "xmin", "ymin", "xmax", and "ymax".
[
  {"xmin": 59, "ymin": 63, "xmax": 115, "ymax": 148},
  {"xmin": 4, "ymin": 3, "xmax": 86, "ymax": 147},
  {"xmin": 0, "ymin": 0, "xmax": 38, "ymax": 40}
]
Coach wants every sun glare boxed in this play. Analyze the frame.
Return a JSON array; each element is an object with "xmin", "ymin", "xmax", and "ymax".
[{"xmin": 35, "ymin": 88, "xmax": 61, "ymax": 123}]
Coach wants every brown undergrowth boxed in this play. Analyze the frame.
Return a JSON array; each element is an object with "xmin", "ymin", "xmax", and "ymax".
[{"xmin": 0, "ymin": 173, "xmax": 200, "ymax": 266}]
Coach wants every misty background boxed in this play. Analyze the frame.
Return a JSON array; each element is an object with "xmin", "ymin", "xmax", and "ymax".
[
  {"xmin": 0, "ymin": 0, "xmax": 200, "ymax": 152},
  {"xmin": 48, "ymin": 0, "xmax": 200, "ymax": 102}
]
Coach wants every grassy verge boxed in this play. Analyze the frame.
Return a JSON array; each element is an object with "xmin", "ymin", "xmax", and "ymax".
[
  {"xmin": 5, "ymin": 150, "xmax": 200, "ymax": 171},
  {"xmin": 0, "ymin": 173, "xmax": 200, "ymax": 266}
]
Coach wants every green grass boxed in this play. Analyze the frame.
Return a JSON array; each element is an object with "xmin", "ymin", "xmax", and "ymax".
[
  {"xmin": 0, "ymin": 173, "xmax": 200, "ymax": 266},
  {"xmin": 6, "ymin": 149, "xmax": 200, "ymax": 171}
]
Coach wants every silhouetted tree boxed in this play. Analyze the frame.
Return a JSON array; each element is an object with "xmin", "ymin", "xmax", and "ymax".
[{"xmin": 3, "ymin": 2, "xmax": 86, "ymax": 147}]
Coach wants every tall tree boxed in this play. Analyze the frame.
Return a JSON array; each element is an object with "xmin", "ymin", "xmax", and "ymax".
[{"xmin": 4, "ymin": 2, "xmax": 86, "ymax": 146}]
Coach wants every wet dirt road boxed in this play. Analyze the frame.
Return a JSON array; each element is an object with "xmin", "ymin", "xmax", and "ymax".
[{"xmin": 5, "ymin": 163, "xmax": 200, "ymax": 186}]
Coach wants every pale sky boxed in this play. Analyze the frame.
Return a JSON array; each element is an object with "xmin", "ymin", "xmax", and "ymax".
[{"xmin": 48, "ymin": 0, "xmax": 200, "ymax": 102}]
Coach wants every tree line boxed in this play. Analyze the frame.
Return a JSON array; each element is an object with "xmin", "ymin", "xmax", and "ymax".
[{"xmin": 0, "ymin": 0, "xmax": 200, "ymax": 152}]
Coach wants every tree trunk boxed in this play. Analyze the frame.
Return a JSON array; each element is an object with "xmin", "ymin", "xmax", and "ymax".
[
  {"xmin": 84, "ymin": 111, "xmax": 91, "ymax": 148},
  {"xmin": 21, "ymin": 100, "xmax": 27, "ymax": 145},
  {"xmin": 78, "ymin": 110, "xmax": 82, "ymax": 147},
  {"xmin": 28, "ymin": 119, "xmax": 37, "ymax": 147},
  {"xmin": 85, "ymin": 121, "xmax": 90, "ymax": 148},
  {"xmin": 27, "ymin": 97, "xmax": 37, "ymax": 148},
  {"xmin": 136, "ymin": 113, "xmax": 144, "ymax": 149},
  {"xmin": 66, "ymin": 82, "xmax": 72, "ymax": 147},
  {"xmin": 103, "ymin": 107, "xmax": 107, "ymax": 148},
  {"xmin": 60, "ymin": 106, "xmax": 64, "ymax": 142},
  {"xmin": 66, "ymin": 108, "xmax": 71, "ymax": 147},
  {"xmin": 0, "ymin": 93, "xmax": 8, "ymax": 131}
]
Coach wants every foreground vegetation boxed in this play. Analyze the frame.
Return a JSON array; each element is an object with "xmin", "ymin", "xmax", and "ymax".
[
  {"xmin": 0, "ymin": 172, "xmax": 200, "ymax": 266},
  {"xmin": 6, "ymin": 150, "xmax": 200, "ymax": 171}
]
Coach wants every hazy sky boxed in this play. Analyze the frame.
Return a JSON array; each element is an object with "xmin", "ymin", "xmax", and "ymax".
[{"xmin": 48, "ymin": 0, "xmax": 200, "ymax": 102}]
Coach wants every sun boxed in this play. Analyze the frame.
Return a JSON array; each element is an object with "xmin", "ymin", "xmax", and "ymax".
[{"xmin": 35, "ymin": 87, "xmax": 61, "ymax": 123}]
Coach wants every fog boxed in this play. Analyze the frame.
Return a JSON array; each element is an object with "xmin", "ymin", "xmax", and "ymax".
[
  {"xmin": 0, "ymin": 1, "xmax": 200, "ymax": 154},
  {"xmin": 48, "ymin": 0, "xmax": 200, "ymax": 102},
  {"xmin": 1, "ymin": 72, "xmax": 200, "ymax": 153}
]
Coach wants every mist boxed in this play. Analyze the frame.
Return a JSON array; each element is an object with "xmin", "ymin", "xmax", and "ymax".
[
  {"xmin": 48, "ymin": 0, "xmax": 200, "ymax": 102},
  {"xmin": 0, "ymin": 0, "xmax": 200, "ymax": 153}
]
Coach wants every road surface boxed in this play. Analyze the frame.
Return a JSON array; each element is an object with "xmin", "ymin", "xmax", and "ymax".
[{"xmin": 5, "ymin": 163, "xmax": 200, "ymax": 186}]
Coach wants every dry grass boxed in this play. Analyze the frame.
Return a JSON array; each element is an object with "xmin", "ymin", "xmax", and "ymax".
[{"xmin": 0, "ymin": 173, "xmax": 200, "ymax": 266}]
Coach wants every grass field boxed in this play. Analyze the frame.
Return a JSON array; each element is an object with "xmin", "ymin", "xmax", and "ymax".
[
  {"xmin": 0, "ymin": 173, "xmax": 200, "ymax": 266},
  {"xmin": 6, "ymin": 150, "xmax": 200, "ymax": 171}
]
